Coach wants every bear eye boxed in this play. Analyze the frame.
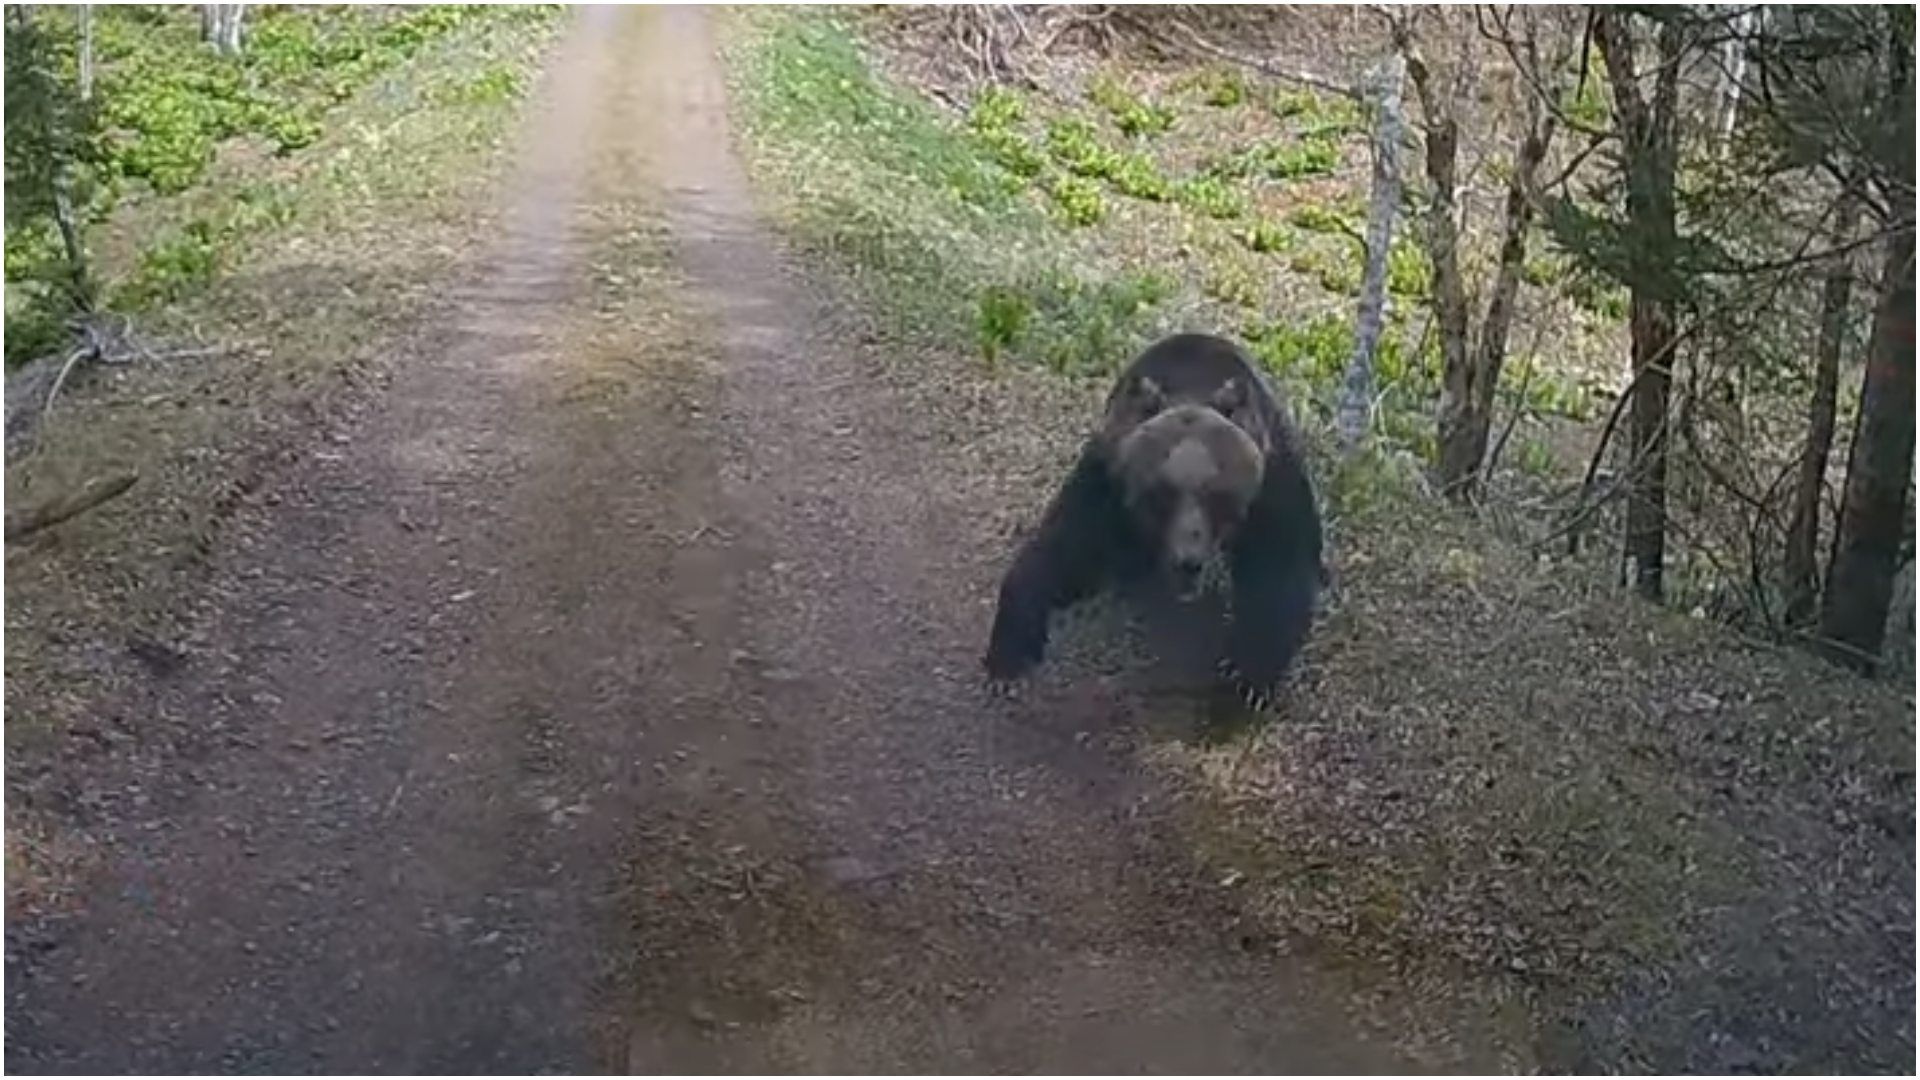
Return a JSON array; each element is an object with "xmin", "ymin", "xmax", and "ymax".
[
  {"xmin": 1133, "ymin": 375, "xmax": 1166, "ymax": 417},
  {"xmin": 1210, "ymin": 378, "xmax": 1246, "ymax": 419}
]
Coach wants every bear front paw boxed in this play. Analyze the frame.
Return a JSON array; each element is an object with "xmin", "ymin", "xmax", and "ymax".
[{"xmin": 982, "ymin": 630, "xmax": 1042, "ymax": 682}]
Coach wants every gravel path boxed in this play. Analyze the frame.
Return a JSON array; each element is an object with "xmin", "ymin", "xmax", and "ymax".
[{"xmin": 6, "ymin": 9, "xmax": 1457, "ymax": 1072}]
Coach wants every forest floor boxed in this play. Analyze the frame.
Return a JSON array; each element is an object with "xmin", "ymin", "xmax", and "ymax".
[{"xmin": 4, "ymin": 6, "xmax": 1912, "ymax": 1074}]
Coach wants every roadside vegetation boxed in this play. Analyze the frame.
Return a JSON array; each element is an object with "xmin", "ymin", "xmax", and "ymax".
[{"xmin": 4, "ymin": 5, "xmax": 563, "ymax": 755}]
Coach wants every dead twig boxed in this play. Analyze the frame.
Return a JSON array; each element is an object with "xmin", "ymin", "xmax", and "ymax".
[
  {"xmin": 1484, "ymin": 352, "xmax": 1538, "ymax": 482},
  {"xmin": 1157, "ymin": 16, "xmax": 1361, "ymax": 101},
  {"xmin": 11, "ymin": 311, "xmax": 233, "ymax": 455},
  {"xmin": 41, "ymin": 342, "xmax": 98, "ymax": 420}
]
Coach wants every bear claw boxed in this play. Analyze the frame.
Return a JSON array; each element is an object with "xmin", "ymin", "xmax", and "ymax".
[
  {"xmin": 1215, "ymin": 658, "xmax": 1276, "ymax": 712},
  {"xmin": 983, "ymin": 676, "xmax": 1022, "ymax": 701}
]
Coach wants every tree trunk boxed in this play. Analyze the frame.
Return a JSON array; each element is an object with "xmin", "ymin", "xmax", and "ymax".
[
  {"xmin": 1336, "ymin": 52, "xmax": 1406, "ymax": 452},
  {"xmin": 77, "ymin": 5, "xmax": 92, "ymax": 101},
  {"xmin": 1714, "ymin": 6, "xmax": 1754, "ymax": 151},
  {"xmin": 27, "ymin": 3, "xmax": 94, "ymax": 310},
  {"xmin": 1431, "ymin": 44, "xmax": 1555, "ymax": 499},
  {"xmin": 223, "ymin": 5, "xmax": 245, "ymax": 53},
  {"xmin": 1405, "ymin": 36, "xmax": 1473, "ymax": 493},
  {"xmin": 1817, "ymin": 228, "xmax": 1915, "ymax": 669},
  {"xmin": 202, "ymin": 4, "xmax": 244, "ymax": 54},
  {"xmin": 1466, "ymin": 102, "xmax": 1553, "ymax": 481},
  {"xmin": 1782, "ymin": 194, "xmax": 1859, "ymax": 627},
  {"xmin": 1596, "ymin": 11, "xmax": 1683, "ymax": 601},
  {"xmin": 1815, "ymin": 11, "xmax": 1915, "ymax": 672}
]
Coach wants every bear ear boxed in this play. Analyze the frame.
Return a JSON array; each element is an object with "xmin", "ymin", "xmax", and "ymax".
[{"xmin": 1211, "ymin": 377, "xmax": 1246, "ymax": 416}]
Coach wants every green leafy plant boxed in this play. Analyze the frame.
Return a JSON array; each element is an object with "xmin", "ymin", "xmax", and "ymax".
[
  {"xmin": 1089, "ymin": 74, "xmax": 1174, "ymax": 137},
  {"xmin": 1245, "ymin": 313, "xmax": 1350, "ymax": 381},
  {"xmin": 4, "ymin": 9, "xmax": 104, "ymax": 358},
  {"xmin": 1241, "ymin": 216, "xmax": 1294, "ymax": 253},
  {"xmin": 1267, "ymin": 138, "xmax": 1340, "ymax": 178},
  {"xmin": 973, "ymin": 269, "xmax": 1173, "ymax": 376},
  {"xmin": 1297, "ymin": 98, "xmax": 1367, "ymax": 139},
  {"xmin": 435, "ymin": 63, "xmax": 523, "ymax": 106},
  {"xmin": 1289, "ymin": 201, "xmax": 1359, "ymax": 235},
  {"xmin": 1520, "ymin": 252, "xmax": 1566, "ymax": 288},
  {"xmin": 1030, "ymin": 269, "xmax": 1172, "ymax": 374},
  {"xmin": 1046, "ymin": 116, "xmax": 1120, "ymax": 178},
  {"xmin": 1048, "ymin": 173, "xmax": 1106, "ymax": 226},
  {"xmin": 1289, "ymin": 244, "xmax": 1361, "ymax": 295},
  {"xmin": 121, "ymin": 218, "xmax": 222, "ymax": 307},
  {"xmin": 1547, "ymin": 253, "xmax": 1631, "ymax": 320},
  {"xmin": 1517, "ymin": 438, "xmax": 1557, "ymax": 478},
  {"xmin": 1197, "ymin": 66, "xmax": 1249, "ymax": 107},
  {"xmin": 975, "ymin": 125, "xmax": 1045, "ymax": 177},
  {"xmin": 1387, "ymin": 237, "xmax": 1432, "ymax": 298},
  {"xmin": 1270, "ymin": 88, "xmax": 1318, "ymax": 119},
  {"xmin": 1176, "ymin": 173, "xmax": 1247, "ymax": 220},
  {"xmin": 967, "ymin": 85, "xmax": 1026, "ymax": 131},
  {"xmin": 1206, "ymin": 139, "xmax": 1340, "ymax": 183},
  {"xmin": 1109, "ymin": 151, "xmax": 1171, "ymax": 201},
  {"xmin": 975, "ymin": 284, "xmax": 1031, "ymax": 364},
  {"xmin": 1204, "ymin": 259, "xmax": 1264, "ymax": 307},
  {"xmin": 1560, "ymin": 47, "xmax": 1611, "ymax": 130}
]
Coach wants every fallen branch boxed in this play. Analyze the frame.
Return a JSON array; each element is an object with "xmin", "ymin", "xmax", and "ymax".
[{"xmin": 5, "ymin": 469, "xmax": 139, "ymax": 544}]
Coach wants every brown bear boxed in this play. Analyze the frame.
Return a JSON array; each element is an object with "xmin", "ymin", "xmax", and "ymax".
[{"xmin": 983, "ymin": 332, "xmax": 1324, "ymax": 703}]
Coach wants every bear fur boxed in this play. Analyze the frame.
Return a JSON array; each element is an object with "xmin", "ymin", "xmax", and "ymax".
[{"xmin": 984, "ymin": 332, "xmax": 1323, "ymax": 700}]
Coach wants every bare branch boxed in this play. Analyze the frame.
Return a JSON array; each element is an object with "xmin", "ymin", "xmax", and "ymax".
[{"xmin": 1157, "ymin": 17, "xmax": 1360, "ymax": 101}]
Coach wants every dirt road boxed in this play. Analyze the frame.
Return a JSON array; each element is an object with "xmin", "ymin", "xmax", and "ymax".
[{"xmin": 7, "ymin": 9, "xmax": 1436, "ymax": 1072}]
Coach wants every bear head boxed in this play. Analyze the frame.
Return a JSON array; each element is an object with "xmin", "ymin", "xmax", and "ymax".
[{"xmin": 1102, "ymin": 373, "xmax": 1268, "ymax": 600}]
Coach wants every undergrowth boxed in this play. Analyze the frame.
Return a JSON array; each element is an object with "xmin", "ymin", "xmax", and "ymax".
[
  {"xmin": 726, "ymin": 7, "xmax": 1630, "ymax": 474},
  {"xmin": 6, "ymin": 1, "xmax": 562, "ymax": 743},
  {"xmin": 724, "ymin": 10, "xmax": 1174, "ymax": 379},
  {"xmin": 4, "ymin": 6, "xmax": 558, "ymax": 366}
]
